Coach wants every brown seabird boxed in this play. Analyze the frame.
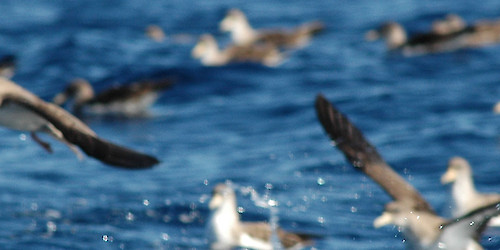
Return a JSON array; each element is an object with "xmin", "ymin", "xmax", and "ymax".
[
  {"xmin": 219, "ymin": 9, "xmax": 324, "ymax": 49},
  {"xmin": 191, "ymin": 34, "xmax": 283, "ymax": 67},
  {"xmin": 315, "ymin": 94, "xmax": 500, "ymax": 249},
  {"xmin": 207, "ymin": 183, "xmax": 315, "ymax": 249},
  {"xmin": 365, "ymin": 21, "xmax": 476, "ymax": 56},
  {"xmin": 0, "ymin": 77, "xmax": 159, "ymax": 169},
  {"xmin": 53, "ymin": 78, "xmax": 173, "ymax": 117},
  {"xmin": 441, "ymin": 157, "xmax": 500, "ymax": 226}
]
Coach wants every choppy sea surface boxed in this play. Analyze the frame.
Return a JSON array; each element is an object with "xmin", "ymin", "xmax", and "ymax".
[{"xmin": 2, "ymin": 0, "xmax": 500, "ymax": 249}]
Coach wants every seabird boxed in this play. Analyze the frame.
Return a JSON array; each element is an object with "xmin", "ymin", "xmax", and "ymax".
[
  {"xmin": 207, "ymin": 183, "xmax": 314, "ymax": 249},
  {"xmin": 191, "ymin": 34, "xmax": 283, "ymax": 67},
  {"xmin": 365, "ymin": 21, "xmax": 476, "ymax": 56},
  {"xmin": 315, "ymin": 94, "xmax": 500, "ymax": 249},
  {"xmin": 0, "ymin": 77, "xmax": 159, "ymax": 169},
  {"xmin": 52, "ymin": 78, "xmax": 173, "ymax": 117},
  {"xmin": 219, "ymin": 8, "xmax": 324, "ymax": 49},
  {"xmin": 0, "ymin": 55, "xmax": 16, "ymax": 79},
  {"xmin": 145, "ymin": 25, "xmax": 166, "ymax": 42},
  {"xmin": 441, "ymin": 157, "xmax": 500, "ymax": 226}
]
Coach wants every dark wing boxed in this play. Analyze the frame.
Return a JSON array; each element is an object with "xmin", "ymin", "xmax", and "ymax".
[
  {"xmin": 6, "ymin": 95, "xmax": 159, "ymax": 169},
  {"xmin": 315, "ymin": 94, "xmax": 433, "ymax": 213},
  {"xmin": 441, "ymin": 201, "xmax": 500, "ymax": 245},
  {"xmin": 91, "ymin": 79, "xmax": 174, "ymax": 104}
]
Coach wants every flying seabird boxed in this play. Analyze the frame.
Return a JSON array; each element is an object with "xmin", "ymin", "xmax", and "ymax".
[
  {"xmin": 191, "ymin": 34, "xmax": 283, "ymax": 67},
  {"xmin": 207, "ymin": 183, "xmax": 315, "ymax": 250},
  {"xmin": 365, "ymin": 21, "xmax": 476, "ymax": 56},
  {"xmin": 441, "ymin": 157, "xmax": 500, "ymax": 226},
  {"xmin": 0, "ymin": 55, "xmax": 16, "ymax": 79},
  {"xmin": 53, "ymin": 78, "xmax": 173, "ymax": 117},
  {"xmin": 0, "ymin": 77, "xmax": 159, "ymax": 169},
  {"xmin": 219, "ymin": 8, "xmax": 324, "ymax": 49},
  {"xmin": 315, "ymin": 94, "xmax": 500, "ymax": 249}
]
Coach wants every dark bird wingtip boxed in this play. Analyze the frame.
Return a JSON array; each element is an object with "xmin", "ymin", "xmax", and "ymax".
[{"xmin": 103, "ymin": 153, "xmax": 160, "ymax": 170}]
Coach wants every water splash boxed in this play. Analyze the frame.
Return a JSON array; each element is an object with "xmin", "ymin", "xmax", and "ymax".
[{"xmin": 226, "ymin": 180, "xmax": 283, "ymax": 250}]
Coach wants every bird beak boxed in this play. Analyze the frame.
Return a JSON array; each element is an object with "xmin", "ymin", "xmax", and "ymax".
[
  {"xmin": 441, "ymin": 169, "xmax": 456, "ymax": 184},
  {"xmin": 52, "ymin": 92, "xmax": 68, "ymax": 105},
  {"xmin": 365, "ymin": 30, "xmax": 380, "ymax": 41},
  {"xmin": 219, "ymin": 17, "xmax": 231, "ymax": 32},
  {"xmin": 373, "ymin": 212, "xmax": 393, "ymax": 228},
  {"xmin": 209, "ymin": 194, "xmax": 222, "ymax": 210}
]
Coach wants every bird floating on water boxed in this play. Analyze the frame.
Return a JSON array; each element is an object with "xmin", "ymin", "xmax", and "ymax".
[
  {"xmin": 315, "ymin": 94, "xmax": 500, "ymax": 250},
  {"xmin": 220, "ymin": 8, "xmax": 324, "ymax": 49},
  {"xmin": 0, "ymin": 77, "xmax": 159, "ymax": 169},
  {"xmin": 365, "ymin": 20, "xmax": 475, "ymax": 56},
  {"xmin": 191, "ymin": 34, "xmax": 283, "ymax": 67},
  {"xmin": 207, "ymin": 183, "xmax": 315, "ymax": 249},
  {"xmin": 53, "ymin": 78, "xmax": 173, "ymax": 117}
]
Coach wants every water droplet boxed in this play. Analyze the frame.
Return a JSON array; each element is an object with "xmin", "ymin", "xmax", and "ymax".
[
  {"xmin": 102, "ymin": 235, "xmax": 114, "ymax": 242},
  {"xmin": 46, "ymin": 221, "xmax": 56, "ymax": 232},
  {"xmin": 203, "ymin": 179, "xmax": 209, "ymax": 185},
  {"xmin": 125, "ymin": 212, "xmax": 135, "ymax": 221},
  {"xmin": 350, "ymin": 206, "xmax": 357, "ymax": 213},
  {"xmin": 143, "ymin": 199, "xmax": 150, "ymax": 206},
  {"xmin": 161, "ymin": 233, "xmax": 169, "ymax": 241},
  {"xmin": 265, "ymin": 183, "xmax": 273, "ymax": 190},
  {"xmin": 317, "ymin": 216, "xmax": 325, "ymax": 224},
  {"xmin": 470, "ymin": 221, "xmax": 475, "ymax": 226},
  {"xmin": 237, "ymin": 206, "xmax": 245, "ymax": 213},
  {"xmin": 19, "ymin": 134, "xmax": 26, "ymax": 141},
  {"xmin": 317, "ymin": 177, "xmax": 325, "ymax": 185}
]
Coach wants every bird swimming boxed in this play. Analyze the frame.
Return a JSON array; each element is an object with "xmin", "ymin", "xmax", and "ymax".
[
  {"xmin": 219, "ymin": 8, "xmax": 324, "ymax": 49},
  {"xmin": 53, "ymin": 78, "xmax": 173, "ymax": 117},
  {"xmin": 365, "ymin": 20, "xmax": 475, "ymax": 56},
  {"xmin": 207, "ymin": 183, "xmax": 315, "ymax": 249},
  {"xmin": 191, "ymin": 34, "xmax": 283, "ymax": 67},
  {"xmin": 0, "ymin": 77, "xmax": 159, "ymax": 169},
  {"xmin": 315, "ymin": 94, "xmax": 500, "ymax": 249}
]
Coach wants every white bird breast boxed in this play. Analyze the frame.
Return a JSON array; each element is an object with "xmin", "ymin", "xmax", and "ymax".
[{"xmin": 0, "ymin": 102, "xmax": 49, "ymax": 131}]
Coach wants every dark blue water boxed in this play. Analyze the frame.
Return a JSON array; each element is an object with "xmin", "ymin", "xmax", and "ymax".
[{"xmin": 2, "ymin": 0, "xmax": 500, "ymax": 249}]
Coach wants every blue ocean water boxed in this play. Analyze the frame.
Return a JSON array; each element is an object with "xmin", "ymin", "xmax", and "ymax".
[{"xmin": 1, "ymin": 0, "xmax": 500, "ymax": 249}]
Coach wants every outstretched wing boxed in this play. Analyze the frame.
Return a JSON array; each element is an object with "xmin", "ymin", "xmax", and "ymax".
[
  {"xmin": 440, "ymin": 201, "xmax": 500, "ymax": 247},
  {"xmin": 4, "ymin": 92, "xmax": 159, "ymax": 169},
  {"xmin": 315, "ymin": 94, "xmax": 433, "ymax": 213}
]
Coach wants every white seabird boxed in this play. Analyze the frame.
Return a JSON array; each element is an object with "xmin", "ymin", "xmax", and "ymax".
[{"xmin": 207, "ymin": 183, "xmax": 315, "ymax": 249}]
